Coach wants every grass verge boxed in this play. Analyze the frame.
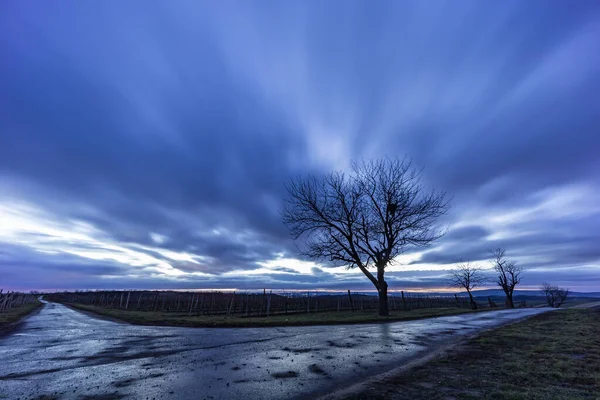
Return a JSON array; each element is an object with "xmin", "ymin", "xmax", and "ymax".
[
  {"xmin": 64, "ymin": 303, "xmax": 483, "ymax": 327},
  {"xmin": 349, "ymin": 308, "xmax": 600, "ymax": 399},
  {"xmin": 0, "ymin": 301, "xmax": 43, "ymax": 331}
]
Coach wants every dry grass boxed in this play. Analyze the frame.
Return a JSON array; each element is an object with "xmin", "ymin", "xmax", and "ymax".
[
  {"xmin": 350, "ymin": 308, "xmax": 600, "ymax": 399},
  {"xmin": 0, "ymin": 300, "xmax": 42, "ymax": 330}
]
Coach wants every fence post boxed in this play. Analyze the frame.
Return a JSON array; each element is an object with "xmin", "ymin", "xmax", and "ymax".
[
  {"xmin": 198, "ymin": 293, "xmax": 205, "ymax": 316},
  {"xmin": 189, "ymin": 294, "xmax": 195, "ymax": 317},
  {"xmin": 347, "ymin": 290, "xmax": 354, "ymax": 312},
  {"xmin": 228, "ymin": 291, "xmax": 236, "ymax": 316},
  {"xmin": 153, "ymin": 292, "xmax": 159, "ymax": 311}
]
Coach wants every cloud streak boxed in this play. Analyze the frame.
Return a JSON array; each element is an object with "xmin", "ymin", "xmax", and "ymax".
[{"xmin": 1, "ymin": 1, "xmax": 599, "ymax": 291}]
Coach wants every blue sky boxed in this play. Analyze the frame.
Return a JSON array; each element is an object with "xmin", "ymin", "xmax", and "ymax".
[{"xmin": 1, "ymin": 1, "xmax": 599, "ymax": 292}]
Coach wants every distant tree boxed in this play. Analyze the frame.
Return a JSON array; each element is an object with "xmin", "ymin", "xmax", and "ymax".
[
  {"xmin": 490, "ymin": 248, "xmax": 523, "ymax": 308},
  {"xmin": 448, "ymin": 260, "xmax": 487, "ymax": 310},
  {"xmin": 282, "ymin": 158, "xmax": 449, "ymax": 316},
  {"xmin": 541, "ymin": 283, "xmax": 570, "ymax": 308}
]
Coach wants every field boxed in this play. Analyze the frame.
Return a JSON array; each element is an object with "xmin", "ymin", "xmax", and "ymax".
[
  {"xmin": 348, "ymin": 308, "xmax": 600, "ymax": 399},
  {"xmin": 0, "ymin": 300, "xmax": 42, "ymax": 331},
  {"xmin": 45, "ymin": 289, "xmax": 491, "ymax": 327},
  {"xmin": 66, "ymin": 302, "xmax": 482, "ymax": 327},
  {"xmin": 46, "ymin": 290, "xmax": 478, "ymax": 316},
  {"xmin": 46, "ymin": 290, "xmax": 596, "ymax": 327},
  {"xmin": 478, "ymin": 294, "xmax": 600, "ymax": 309}
]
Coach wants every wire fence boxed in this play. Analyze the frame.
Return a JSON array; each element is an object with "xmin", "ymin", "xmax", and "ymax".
[
  {"xmin": 45, "ymin": 289, "xmax": 496, "ymax": 317},
  {"xmin": 0, "ymin": 290, "xmax": 39, "ymax": 313}
]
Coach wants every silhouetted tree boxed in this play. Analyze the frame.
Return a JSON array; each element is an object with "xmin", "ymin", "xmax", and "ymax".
[
  {"xmin": 541, "ymin": 283, "xmax": 570, "ymax": 308},
  {"xmin": 490, "ymin": 248, "xmax": 523, "ymax": 308},
  {"xmin": 282, "ymin": 158, "xmax": 449, "ymax": 316},
  {"xmin": 449, "ymin": 260, "xmax": 487, "ymax": 310}
]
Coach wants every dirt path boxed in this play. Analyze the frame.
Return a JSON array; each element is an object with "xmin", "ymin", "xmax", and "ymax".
[{"xmin": 0, "ymin": 301, "xmax": 551, "ymax": 399}]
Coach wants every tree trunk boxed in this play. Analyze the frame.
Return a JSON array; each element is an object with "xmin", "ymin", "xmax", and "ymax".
[
  {"xmin": 501, "ymin": 287, "xmax": 515, "ymax": 308},
  {"xmin": 377, "ymin": 265, "xmax": 389, "ymax": 316},
  {"xmin": 378, "ymin": 284, "xmax": 389, "ymax": 316},
  {"xmin": 467, "ymin": 291, "xmax": 477, "ymax": 310},
  {"xmin": 506, "ymin": 293, "xmax": 514, "ymax": 308}
]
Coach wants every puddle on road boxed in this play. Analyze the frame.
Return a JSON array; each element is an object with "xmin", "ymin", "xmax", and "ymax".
[{"xmin": 271, "ymin": 371, "xmax": 299, "ymax": 379}]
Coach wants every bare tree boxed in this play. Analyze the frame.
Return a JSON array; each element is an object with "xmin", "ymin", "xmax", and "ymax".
[
  {"xmin": 541, "ymin": 283, "xmax": 570, "ymax": 308},
  {"xmin": 282, "ymin": 158, "xmax": 449, "ymax": 316},
  {"xmin": 490, "ymin": 248, "xmax": 523, "ymax": 308},
  {"xmin": 448, "ymin": 260, "xmax": 487, "ymax": 310}
]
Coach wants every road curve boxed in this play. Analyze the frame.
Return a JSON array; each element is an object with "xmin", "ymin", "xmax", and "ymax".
[
  {"xmin": 572, "ymin": 300, "xmax": 600, "ymax": 309},
  {"xmin": 0, "ymin": 301, "xmax": 551, "ymax": 399}
]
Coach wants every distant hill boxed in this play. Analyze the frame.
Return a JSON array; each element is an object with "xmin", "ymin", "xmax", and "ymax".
[
  {"xmin": 468, "ymin": 289, "xmax": 600, "ymax": 298},
  {"xmin": 289, "ymin": 289, "xmax": 600, "ymax": 299}
]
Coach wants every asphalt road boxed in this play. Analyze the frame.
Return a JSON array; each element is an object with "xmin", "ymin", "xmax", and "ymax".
[
  {"xmin": 573, "ymin": 300, "xmax": 600, "ymax": 309},
  {"xmin": 0, "ymin": 301, "xmax": 550, "ymax": 399}
]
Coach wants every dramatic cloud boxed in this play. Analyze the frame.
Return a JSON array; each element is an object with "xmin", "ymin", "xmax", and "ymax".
[{"xmin": 1, "ymin": 1, "xmax": 599, "ymax": 292}]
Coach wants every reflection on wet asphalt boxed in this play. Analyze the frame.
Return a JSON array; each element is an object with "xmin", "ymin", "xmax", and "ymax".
[{"xmin": 0, "ymin": 301, "xmax": 550, "ymax": 399}]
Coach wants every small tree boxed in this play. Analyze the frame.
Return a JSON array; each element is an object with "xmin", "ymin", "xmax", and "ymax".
[
  {"xmin": 541, "ymin": 283, "xmax": 570, "ymax": 308},
  {"xmin": 282, "ymin": 158, "xmax": 449, "ymax": 316},
  {"xmin": 449, "ymin": 260, "xmax": 487, "ymax": 310},
  {"xmin": 490, "ymin": 248, "xmax": 523, "ymax": 308}
]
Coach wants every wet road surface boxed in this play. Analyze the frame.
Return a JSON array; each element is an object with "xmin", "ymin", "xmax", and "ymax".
[
  {"xmin": 0, "ymin": 301, "xmax": 550, "ymax": 399},
  {"xmin": 573, "ymin": 300, "xmax": 600, "ymax": 308}
]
